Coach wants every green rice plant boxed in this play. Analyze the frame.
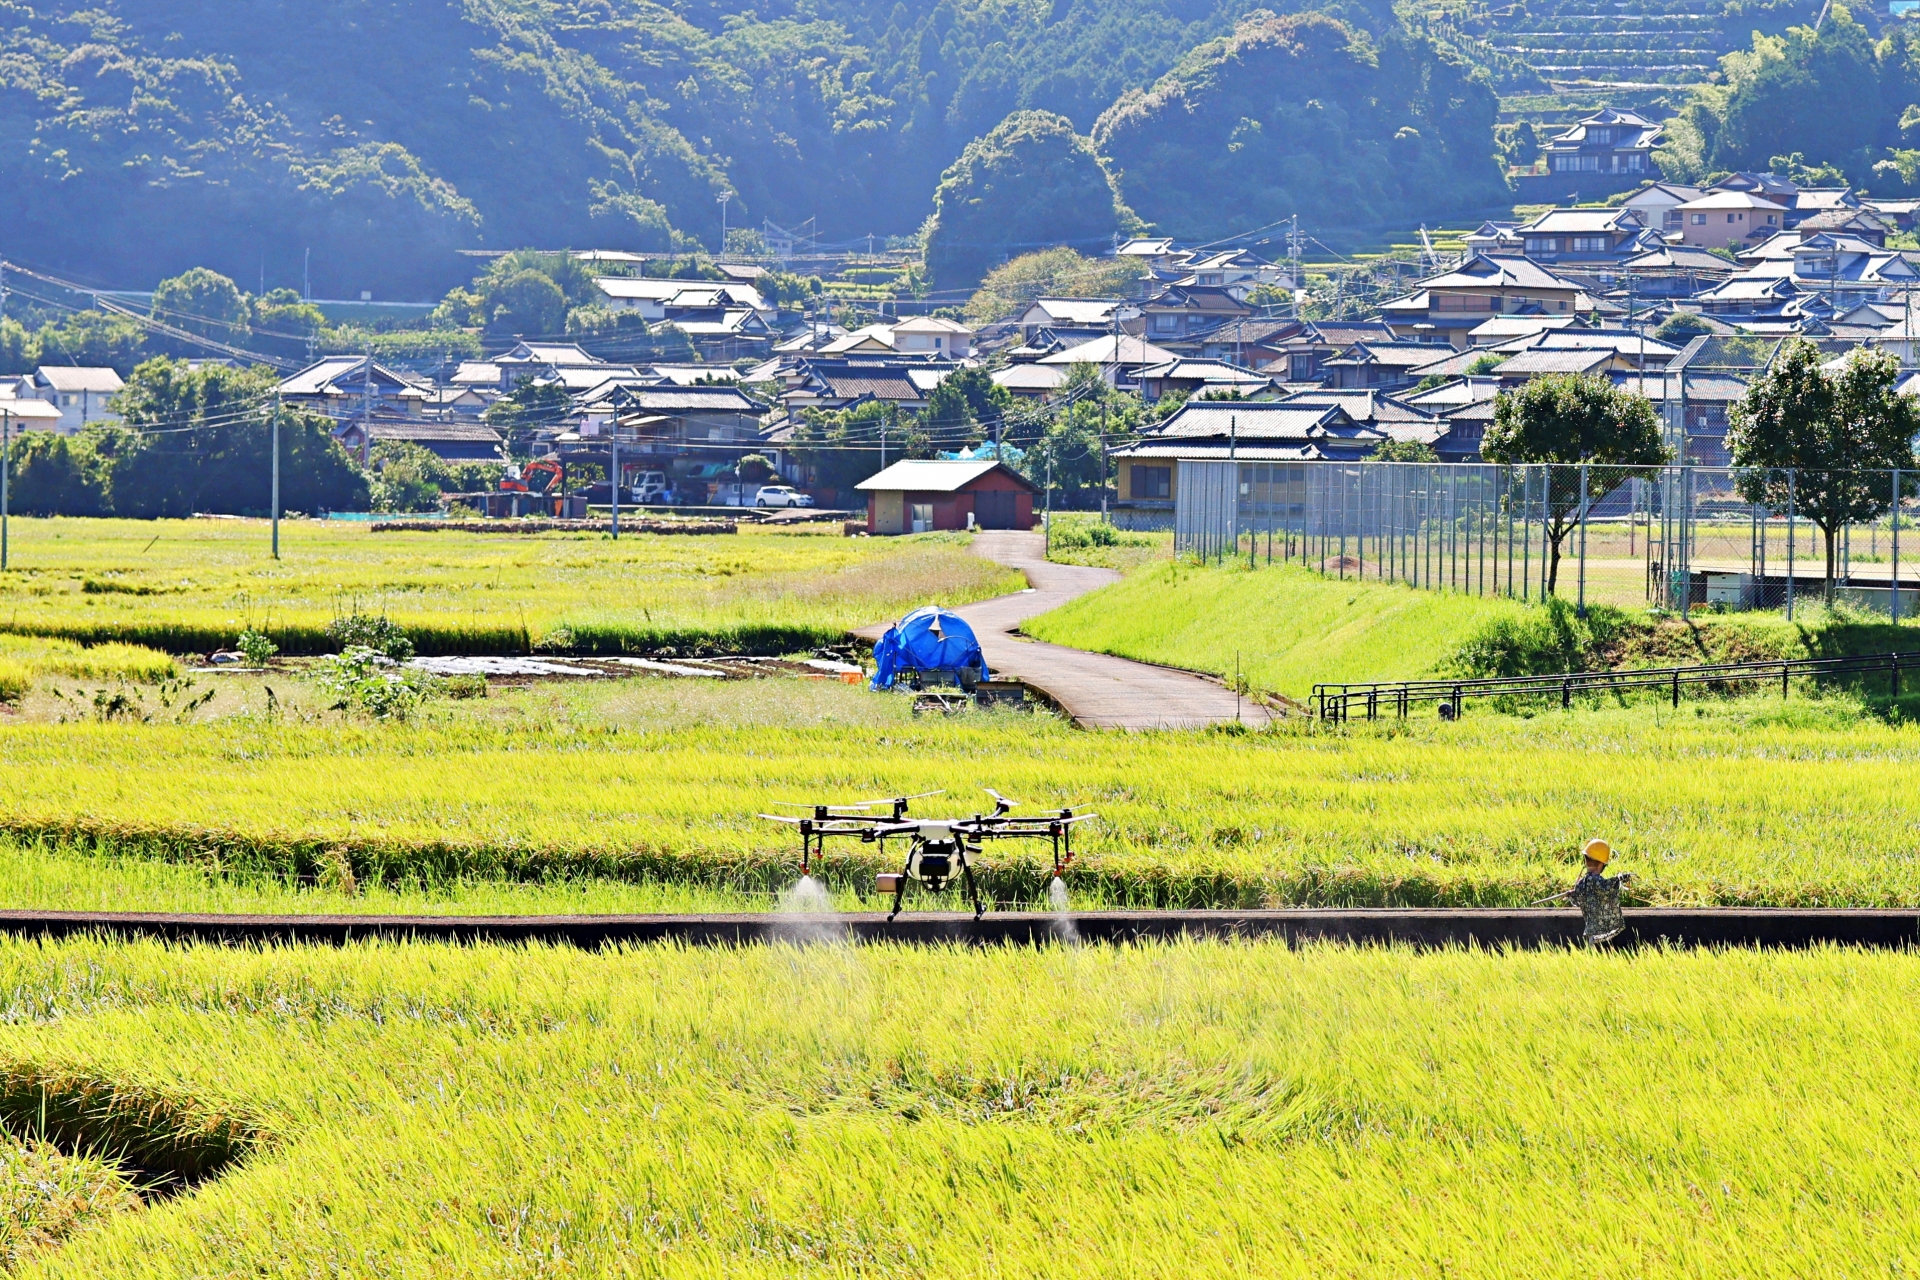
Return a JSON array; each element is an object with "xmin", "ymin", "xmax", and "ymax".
[
  {"xmin": 1, "ymin": 939, "xmax": 1920, "ymax": 1275},
  {"xmin": 0, "ymin": 519, "xmax": 1021, "ymax": 655},
  {"xmin": 2, "ymin": 692, "xmax": 1920, "ymax": 908}
]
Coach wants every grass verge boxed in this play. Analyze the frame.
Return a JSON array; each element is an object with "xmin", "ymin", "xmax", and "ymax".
[{"xmin": 1023, "ymin": 559, "xmax": 1525, "ymax": 697}]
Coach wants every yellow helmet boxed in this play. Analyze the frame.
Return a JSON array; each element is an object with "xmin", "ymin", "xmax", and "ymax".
[{"xmin": 1583, "ymin": 838, "xmax": 1612, "ymax": 866}]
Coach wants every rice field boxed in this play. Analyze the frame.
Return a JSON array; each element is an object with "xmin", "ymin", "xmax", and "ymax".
[
  {"xmin": 0, "ymin": 518, "xmax": 1020, "ymax": 655},
  {"xmin": 0, "ymin": 937, "xmax": 1915, "ymax": 1276},
  {"xmin": 3, "ymin": 677, "xmax": 1920, "ymax": 910}
]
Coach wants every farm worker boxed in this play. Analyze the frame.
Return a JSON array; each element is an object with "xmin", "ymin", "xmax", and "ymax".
[{"xmin": 1567, "ymin": 837, "xmax": 1633, "ymax": 946}]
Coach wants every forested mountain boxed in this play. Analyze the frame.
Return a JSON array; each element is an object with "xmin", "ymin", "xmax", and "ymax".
[
  {"xmin": 0, "ymin": 0, "xmax": 1488, "ymax": 298},
  {"xmin": 1096, "ymin": 12, "xmax": 1506, "ymax": 243}
]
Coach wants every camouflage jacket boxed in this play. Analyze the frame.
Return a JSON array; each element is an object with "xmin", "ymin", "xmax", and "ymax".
[{"xmin": 1568, "ymin": 870, "xmax": 1627, "ymax": 945}]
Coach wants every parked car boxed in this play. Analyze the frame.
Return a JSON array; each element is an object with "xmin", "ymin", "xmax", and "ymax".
[{"xmin": 753, "ymin": 485, "xmax": 815, "ymax": 508}]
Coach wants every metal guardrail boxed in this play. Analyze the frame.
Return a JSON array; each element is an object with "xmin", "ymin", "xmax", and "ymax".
[{"xmin": 1313, "ymin": 650, "xmax": 1920, "ymax": 721}]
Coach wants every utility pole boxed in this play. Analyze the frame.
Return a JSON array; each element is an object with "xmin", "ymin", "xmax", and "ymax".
[
  {"xmin": 610, "ymin": 423, "xmax": 620, "ymax": 539},
  {"xmin": 1100, "ymin": 395, "xmax": 1109, "ymax": 520},
  {"xmin": 717, "ymin": 193, "xmax": 732, "ymax": 255},
  {"xmin": 1, "ymin": 405, "xmax": 10, "ymax": 571},
  {"xmin": 1044, "ymin": 452, "xmax": 1052, "ymax": 557},
  {"xmin": 271, "ymin": 389, "xmax": 281, "ymax": 560},
  {"xmin": 360, "ymin": 348, "xmax": 374, "ymax": 466}
]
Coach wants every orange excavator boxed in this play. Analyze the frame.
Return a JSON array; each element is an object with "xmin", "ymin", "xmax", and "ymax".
[{"xmin": 499, "ymin": 459, "xmax": 564, "ymax": 514}]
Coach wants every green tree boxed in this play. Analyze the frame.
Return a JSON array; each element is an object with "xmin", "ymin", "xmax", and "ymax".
[
  {"xmin": 6, "ymin": 433, "xmax": 108, "ymax": 516},
  {"xmin": 1484, "ymin": 372, "xmax": 1668, "ymax": 594},
  {"xmin": 925, "ymin": 112, "xmax": 1136, "ymax": 290},
  {"xmin": 367, "ymin": 442, "xmax": 449, "ymax": 513},
  {"xmin": 253, "ymin": 289, "xmax": 326, "ymax": 338},
  {"xmin": 1373, "ymin": 439, "xmax": 1441, "ymax": 462},
  {"xmin": 788, "ymin": 401, "xmax": 930, "ymax": 497},
  {"xmin": 1654, "ymin": 312, "xmax": 1713, "ymax": 343},
  {"xmin": 102, "ymin": 360, "xmax": 368, "ymax": 517},
  {"xmin": 152, "ymin": 268, "xmax": 251, "ymax": 343},
  {"xmin": 923, "ymin": 366, "xmax": 1014, "ymax": 444},
  {"xmin": 1727, "ymin": 339, "xmax": 1920, "ymax": 597},
  {"xmin": 921, "ymin": 378, "xmax": 976, "ymax": 438},
  {"xmin": 0, "ymin": 319, "xmax": 34, "ymax": 376},
  {"xmin": 34, "ymin": 312, "xmax": 147, "ymax": 373},
  {"xmin": 962, "ymin": 248, "xmax": 1147, "ymax": 326},
  {"xmin": 484, "ymin": 382, "xmax": 575, "ymax": 455},
  {"xmin": 485, "ymin": 271, "xmax": 568, "ymax": 337}
]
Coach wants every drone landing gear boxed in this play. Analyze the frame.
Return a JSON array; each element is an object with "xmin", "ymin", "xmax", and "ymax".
[{"xmin": 883, "ymin": 843, "xmax": 987, "ymax": 922}]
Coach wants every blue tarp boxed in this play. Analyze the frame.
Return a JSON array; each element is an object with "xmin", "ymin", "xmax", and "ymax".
[{"xmin": 869, "ymin": 606, "xmax": 989, "ymax": 691}]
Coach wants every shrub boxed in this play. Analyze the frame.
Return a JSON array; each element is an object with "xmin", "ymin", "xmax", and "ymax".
[
  {"xmin": 1446, "ymin": 597, "xmax": 1633, "ymax": 678},
  {"xmin": 324, "ymin": 615, "xmax": 415, "ymax": 660},
  {"xmin": 311, "ymin": 646, "xmax": 433, "ymax": 720},
  {"xmin": 236, "ymin": 630, "xmax": 278, "ymax": 668}
]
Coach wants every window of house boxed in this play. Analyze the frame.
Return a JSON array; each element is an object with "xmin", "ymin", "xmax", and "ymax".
[
  {"xmin": 1691, "ymin": 213, "xmax": 1707, "ymax": 225},
  {"xmin": 1134, "ymin": 465, "xmax": 1171, "ymax": 499},
  {"xmin": 1665, "ymin": 211, "xmax": 1683, "ymax": 229},
  {"xmin": 1153, "ymin": 314, "xmax": 1178, "ymax": 332},
  {"xmin": 1626, "ymin": 154, "xmax": 1644, "ymax": 171},
  {"xmin": 1728, "ymin": 213, "xmax": 1740, "ymax": 223},
  {"xmin": 1526, "ymin": 237, "xmax": 1558, "ymax": 253},
  {"xmin": 910, "ymin": 503, "xmax": 934, "ymax": 533},
  {"xmin": 1570, "ymin": 236, "xmax": 1608, "ymax": 252}
]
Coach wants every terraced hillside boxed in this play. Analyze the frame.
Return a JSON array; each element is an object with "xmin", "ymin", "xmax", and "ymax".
[{"xmin": 1425, "ymin": 0, "xmax": 1827, "ymax": 133}]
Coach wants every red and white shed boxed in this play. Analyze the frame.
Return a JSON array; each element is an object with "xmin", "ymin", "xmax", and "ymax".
[{"xmin": 855, "ymin": 459, "xmax": 1039, "ymax": 534}]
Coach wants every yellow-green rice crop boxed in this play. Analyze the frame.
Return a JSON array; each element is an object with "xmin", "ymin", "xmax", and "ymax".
[
  {"xmin": 3, "ymin": 937, "xmax": 1920, "ymax": 1276},
  {"xmin": 0, "ymin": 635, "xmax": 176, "ymax": 701},
  {"xmin": 2, "ymin": 687, "xmax": 1919, "ymax": 908},
  {"xmin": 0, "ymin": 518, "xmax": 1020, "ymax": 654}
]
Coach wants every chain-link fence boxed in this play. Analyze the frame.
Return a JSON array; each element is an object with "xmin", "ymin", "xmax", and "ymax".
[{"xmin": 1173, "ymin": 460, "xmax": 1919, "ymax": 618}]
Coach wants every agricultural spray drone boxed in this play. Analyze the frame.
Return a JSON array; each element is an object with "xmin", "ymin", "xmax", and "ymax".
[{"xmin": 759, "ymin": 789, "xmax": 1095, "ymax": 920}]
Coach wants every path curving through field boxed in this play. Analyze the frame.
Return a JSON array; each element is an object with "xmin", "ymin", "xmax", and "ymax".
[{"xmin": 859, "ymin": 530, "xmax": 1267, "ymax": 729}]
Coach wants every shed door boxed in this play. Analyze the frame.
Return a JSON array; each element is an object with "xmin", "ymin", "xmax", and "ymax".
[
  {"xmin": 874, "ymin": 491, "xmax": 905, "ymax": 535},
  {"xmin": 975, "ymin": 490, "xmax": 1017, "ymax": 530}
]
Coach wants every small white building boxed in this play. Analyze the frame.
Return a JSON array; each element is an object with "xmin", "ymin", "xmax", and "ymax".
[{"xmin": 29, "ymin": 366, "xmax": 123, "ymax": 434}]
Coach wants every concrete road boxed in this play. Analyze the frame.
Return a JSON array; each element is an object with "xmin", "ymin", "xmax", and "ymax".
[{"xmin": 858, "ymin": 530, "xmax": 1267, "ymax": 729}]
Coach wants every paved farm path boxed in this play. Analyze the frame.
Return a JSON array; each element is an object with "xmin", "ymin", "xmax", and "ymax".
[{"xmin": 856, "ymin": 530, "xmax": 1269, "ymax": 729}]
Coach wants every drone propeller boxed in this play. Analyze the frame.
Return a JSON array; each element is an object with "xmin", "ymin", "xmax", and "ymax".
[
  {"xmin": 856, "ymin": 789, "xmax": 945, "ymax": 807},
  {"xmin": 984, "ymin": 787, "xmax": 1019, "ymax": 814},
  {"xmin": 771, "ymin": 799, "xmax": 881, "ymax": 811}
]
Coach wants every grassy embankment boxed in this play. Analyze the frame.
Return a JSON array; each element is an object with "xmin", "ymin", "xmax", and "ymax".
[
  {"xmin": 0, "ymin": 939, "xmax": 1917, "ymax": 1275},
  {"xmin": 1026, "ymin": 555, "xmax": 1920, "ymax": 700},
  {"xmin": 0, "ymin": 518, "xmax": 1020, "ymax": 655},
  {"xmin": 5, "ymin": 678, "xmax": 1920, "ymax": 909}
]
